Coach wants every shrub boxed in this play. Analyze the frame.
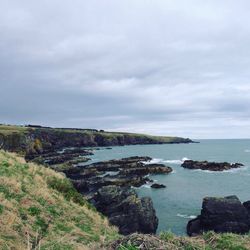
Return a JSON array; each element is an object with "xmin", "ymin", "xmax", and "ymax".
[
  {"xmin": 160, "ymin": 230, "xmax": 175, "ymax": 242},
  {"xmin": 47, "ymin": 177, "xmax": 86, "ymax": 206},
  {"xmin": 0, "ymin": 204, "xmax": 4, "ymax": 214},
  {"xmin": 28, "ymin": 206, "xmax": 41, "ymax": 216}
]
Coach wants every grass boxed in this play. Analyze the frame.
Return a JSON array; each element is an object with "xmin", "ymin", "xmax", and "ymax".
[
  {"xmin": 0, "ymin": 150, "xmax": 118, "ymax": 249},
  {"xmin": 0, "ymin": 125, "xmax": 28, "ymax": 136},
  {"xmin": 159, "ymin": 231, "xmax": 250, "ymax": 250}
]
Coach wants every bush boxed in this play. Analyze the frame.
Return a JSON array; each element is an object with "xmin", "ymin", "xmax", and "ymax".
[
  {"xmin": 47, "ymin": 177, "xmax": 86, "ymax": 206},
  {"xmin": 28, "ymin": 206, "xmax": 41, "ymax": 216},
  {"xmin": 160, "ymin": 230, "xmax": 175, "ymax": 241},
  {"xmin": 0, "ymin": 204, "xmax": 4, "ymax": 214}
]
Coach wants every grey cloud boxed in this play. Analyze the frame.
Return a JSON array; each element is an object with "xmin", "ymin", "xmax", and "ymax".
[{"xmin": 1, "ymin": 0, "xmax": 250, "ymax": 138}]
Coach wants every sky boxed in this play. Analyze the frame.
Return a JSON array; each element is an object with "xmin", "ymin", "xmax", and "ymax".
[{"xmin": 0, "ymin": 0, "xmax": 250, "ymax": 139}]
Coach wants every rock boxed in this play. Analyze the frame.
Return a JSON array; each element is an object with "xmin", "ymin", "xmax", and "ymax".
[
  {"xmin": 182, "ymin": 160, "xmax": 243, "ymax": 171},
  {"xmin": 243, "ymin": 201, "xmax": 250, "ymax": 213},
  {"xmin": 151, "ymin": 183, "xmax": 166, "ymax": 189},
  {"xmin": 93, "ymin": 185, "xmax": 158, "ymax": 235},
  {"xmin": 69, "ymin": 157, "xmax": 172, "ymax": 192},
  {"xmin": 187, "ymin": 196, "xmax": 250, "ymax": 236},
  {"xmin": 119, "ymin": 165, "xmax": 172, "ymax": 176}
]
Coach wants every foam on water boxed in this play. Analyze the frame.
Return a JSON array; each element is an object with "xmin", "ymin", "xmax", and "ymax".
[
  {"xmin": 177, "ymin": 214, "xmax": 197, "ymax": 219},
  {"xmin": 144, "ymin": 158, "xmax": 163, "ymax": 164},
  {"xmin": 163, "ymin": 157, "xmax": 190, "ymax": 164}
]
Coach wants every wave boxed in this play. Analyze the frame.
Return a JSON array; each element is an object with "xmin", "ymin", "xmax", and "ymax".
[
  {"xmin": 245, "ymin": 149, "xmax": 250, "ymax": 153},
  {"xmin": 143, "ymin": 158, "xmax": 163, "ymax": 164},
  {"xmin": 177, "ymin": 213, "xmax": 197, "ymax": 219},
  {"xmin": 163, "ymin": 157, "xmax": 190, "ymax": 165}
]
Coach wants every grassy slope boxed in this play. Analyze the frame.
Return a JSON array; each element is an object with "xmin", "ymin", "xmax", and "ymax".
[{"xmin": 0, "ymin": 151, "xmax": 118, "ymax": 250}]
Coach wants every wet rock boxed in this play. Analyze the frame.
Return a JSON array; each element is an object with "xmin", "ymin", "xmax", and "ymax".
[
  {"xmin": 182, "ymin": 160, "xmax": 243, "ymax": 171},
  {"xmin": 151, "ymin": 183, "xmax": 166, "ymax": 189},
  {"xmin": 93, "ymin": 185, "xmax": 158, "ymax": 235},
  {"xmin": 187, "ymin": 196, "xmax": 250, "ymax": 236}
]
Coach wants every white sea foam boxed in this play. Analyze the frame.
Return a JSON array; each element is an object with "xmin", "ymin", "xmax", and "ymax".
[
  {"xmin": 163, "ymin": 157, "xmax": 190, "ymax": 164},
  {"xmin": 245, "ymin": 149, "xmax": 250, "ymax": 153},
  {"xmin": 148, "ymin": 158, "xmax": 163, "ymax": 164},
  {"xmin": 177, "ymin": 214, "xmax": 197, "ymax": 219}
]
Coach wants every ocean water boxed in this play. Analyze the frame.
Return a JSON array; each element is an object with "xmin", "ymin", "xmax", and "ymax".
[{"xmin": 85, "ymin": 139, "xmax": 250, "ymax": 235}]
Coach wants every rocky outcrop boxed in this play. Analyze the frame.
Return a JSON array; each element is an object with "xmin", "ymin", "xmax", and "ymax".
[
  {"xmin": 187, "ymin": 196, "xmax": 250, "ymax": 236},
  {"xmin": 68, "ymin": 157, "xmax": 172, "ymax": 194},
  {"xmin": 182, "ymin": 160, "xmax": 243, "ymax": 171},
  {"xmin": 92, "ymin": 186, "xmax": 158, "ymax": 235},
  {"xmin": 151, "ymin": 183, "xmax": 166, "ymax": 189},
  {"xmin": 68, "ymin": 156, "xmax": 172, "ymax": 234},
  {"xmin": 27, "ymin": 147, "xmax": 93, "ymax": 171}
]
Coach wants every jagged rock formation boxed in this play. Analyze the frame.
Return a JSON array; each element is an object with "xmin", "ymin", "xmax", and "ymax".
[
  {"xmin": 68, "ymin": 157, "xmax": 172, "ymax": 195},
  {"xmin": 182, "ymin": 160, "xmax": 243, "ymax": 171},
  {"xmin": 92, "ymin": 186, "xmax": 158, "ymax": 235},
  {"xmin": 187, "ymin": 196, "xmax": 250, "ymax": 236}
]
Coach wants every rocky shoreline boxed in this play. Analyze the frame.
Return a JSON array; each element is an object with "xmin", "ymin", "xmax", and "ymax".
[
  {"xmin": 69, "ymin": 156, "xmax": 172, "ymax": 234},
  {"xmin": 26, "ymin": 147, "xmax": 172, "ymax": 234},
  {"xmin": 24, "ymin": 144, "xmax": 250, "ymax": 237}
]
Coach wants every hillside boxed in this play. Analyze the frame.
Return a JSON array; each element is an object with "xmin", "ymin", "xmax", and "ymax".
[
  {"xmin": 1, "ymin": 151, "xmax": 250, "ymax": 250},
  {"xmin": 0, "ymin": 124, "xmax": 193, "ymax": 155},
  {"xmin": 0, "ymin": 150, "xmax": 118, "ymax": 249}
]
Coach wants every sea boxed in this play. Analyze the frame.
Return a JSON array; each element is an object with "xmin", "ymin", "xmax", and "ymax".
[{"xmin": 84, "ymin": 139, "xmax": 250, "ymax": 235}]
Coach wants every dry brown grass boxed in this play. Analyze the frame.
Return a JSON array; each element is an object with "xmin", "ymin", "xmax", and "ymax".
[{"xmin": 0, "ymin": 151, "xmax": 118, "ymax": 250}]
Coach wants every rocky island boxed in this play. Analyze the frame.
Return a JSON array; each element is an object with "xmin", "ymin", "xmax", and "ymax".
[{"xmin": 181, "ymin": 160, "xmax": 244, "ymax": 171}]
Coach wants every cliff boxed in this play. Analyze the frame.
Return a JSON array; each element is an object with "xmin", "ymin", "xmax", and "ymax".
[{"xmin": 0, "ymin": 124, "xmax": 194, "ymax": 155}]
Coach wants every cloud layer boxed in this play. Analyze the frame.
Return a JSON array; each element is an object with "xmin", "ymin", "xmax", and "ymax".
[{"xmin": 1, "ymin": 0, "xmax": 250, "ymax": 138}]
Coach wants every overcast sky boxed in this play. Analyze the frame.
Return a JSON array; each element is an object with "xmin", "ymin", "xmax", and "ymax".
[{"xmin": 1, "ymin": 0, "xmax": 250, "ymax": 139}]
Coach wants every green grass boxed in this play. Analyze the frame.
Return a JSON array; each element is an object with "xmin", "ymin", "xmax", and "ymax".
[
  {"xmin": 0, "ymin": 150, "xmax": 118, "ymax": 249},
  {"xmin": 0, "ymin": 125, "xmax": 28, "ymax": 136}
]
